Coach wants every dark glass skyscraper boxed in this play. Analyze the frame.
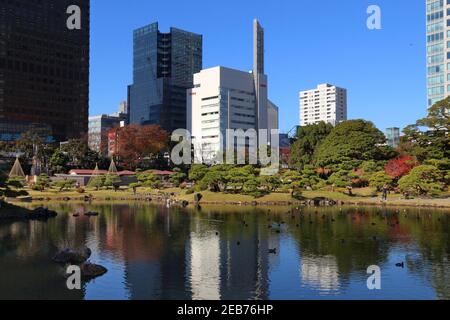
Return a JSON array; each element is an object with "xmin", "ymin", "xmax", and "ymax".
[
  {"xmin": 0, "ymin": 0, "xmax": 90, "ymax": 142},
  {"xmin": 129, "ymin": 22, "xmax": 202, "ymax": 133}
]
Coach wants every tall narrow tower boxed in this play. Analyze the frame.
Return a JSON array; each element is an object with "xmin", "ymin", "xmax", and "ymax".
[
  {"xmin": 253, "ymin": 19, "xmax": 268, "ymax": 133},
  {"xmin": 253, "ymin": 19, "xmax": 265, "ymax": 75}
]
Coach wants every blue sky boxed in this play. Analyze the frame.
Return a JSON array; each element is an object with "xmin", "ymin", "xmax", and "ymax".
[{"xmin": 90, "ymin": 0, "xmax": 426, "ymax": 133}]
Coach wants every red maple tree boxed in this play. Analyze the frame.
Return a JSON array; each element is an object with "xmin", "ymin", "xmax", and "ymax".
[
  {"xmin": 110, "ymin": 124, "xmax": 169, "ymax": 169},
  {"xmin": 385, "ymin": 156, "xmax": 418, "ymax": 179}
]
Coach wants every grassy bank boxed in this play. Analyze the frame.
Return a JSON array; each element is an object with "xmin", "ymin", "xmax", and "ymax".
[{"xmin": 13, "ymin": 187, "xmax": 450, "ymax": 209}]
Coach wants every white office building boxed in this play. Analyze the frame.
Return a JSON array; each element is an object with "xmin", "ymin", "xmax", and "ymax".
[
  {"xmin": 299, "ymin": 83, "xmax": 347, "ymax": 127},
  {"xmin": 187, "ymin": 20, "xmax": 279, "ymax": 163}
]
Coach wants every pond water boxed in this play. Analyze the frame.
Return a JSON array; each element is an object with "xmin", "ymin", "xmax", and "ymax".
[{"xmin": 0, "ymin": 203, "xmax": 449, "ymax": 300}]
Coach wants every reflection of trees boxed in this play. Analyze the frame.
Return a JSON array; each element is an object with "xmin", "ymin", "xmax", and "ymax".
[
  {"xmin": 2, "ymin": 203, "xmax": 449, "ymax": 300},
  {"xmin": 288, "ymin": 207, "xmax": 391, "ymax": 278},
  {"xmin": 0, "ymin": 216, "xmax": 85, "ymax": 300},
  {"xmin": 401, "ymin": 213, "xmax": 450, "ymax": 299},
  {"xmin": 97, "ymin": 203, "xmax": 192, "ymax": 300}
]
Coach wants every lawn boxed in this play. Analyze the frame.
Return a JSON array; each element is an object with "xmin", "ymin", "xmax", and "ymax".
[
  {"xmin": 9, "ymin": 186, "xmax": 450, "ymax": 208},
  {"xmin": 176, "ymin": 190, "xmax": 294, "ymax": 203}
]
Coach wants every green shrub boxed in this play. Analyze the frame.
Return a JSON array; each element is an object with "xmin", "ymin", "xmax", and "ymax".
[
  {"xmin": 398, "ymin": 165, "xmax": 444, "ymax": 197},
  {"xmin": 369, "ymin": 171, "xmax": 393, "ymax": 192}
]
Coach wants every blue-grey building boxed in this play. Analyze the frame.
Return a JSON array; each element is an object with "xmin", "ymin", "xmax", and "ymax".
[
  {"xmin": 386, "ymin": 127, "xmax": 400, "ymax": 148},
  {"xmin": 128, "ymin": 22, "xmax": 202, "ymax": 133}
]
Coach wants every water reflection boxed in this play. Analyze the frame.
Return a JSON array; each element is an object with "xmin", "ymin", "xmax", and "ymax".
[{"xmin": 0, "ymin": 203, "xmax": 449, "ymax": 300}]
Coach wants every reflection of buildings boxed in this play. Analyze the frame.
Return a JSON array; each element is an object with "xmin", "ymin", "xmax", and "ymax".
[
  {"xmin": 300, "ymin": 255, "xmax": 340, "ymax": 292},
  {"xmin": 118, "ymin": 206, "xmax": 190, "ymax": 300},
  {"xmin": 219, "ymin": 233, "xmax": 269, "ymax": 300},
  {"xmin": 187, "ymin": 216, "xmax": 270, "ymax": 300},
  {"xmin": 188, "ymin": 230, "xmax": 221, "ymax": 300}
]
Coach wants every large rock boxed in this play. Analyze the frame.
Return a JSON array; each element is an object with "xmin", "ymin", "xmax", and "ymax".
[
  {"xmin": 29, "ymin": 207, "xmax": 58, "ymax": 220},
  {"xmin": 53, "ymin": 247, "xmax": 92, "ymax": 264},
  {"xmin": 81, "ymin": 263, "xmax": 108, "ymax": 279}
]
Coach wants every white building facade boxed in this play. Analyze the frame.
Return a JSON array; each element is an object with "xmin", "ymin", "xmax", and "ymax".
[
  {"xmin": 299, "ymin": 83, "xmax": 347, "ymax": 127},
  {"xmin": 187, "ymin": 20, "xmax": 278, "ymax": 163}
]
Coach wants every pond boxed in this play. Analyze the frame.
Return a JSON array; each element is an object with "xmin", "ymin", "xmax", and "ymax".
[{"xmin": 0, "ymin": 203, "xmax": 449, "ymax": 300}]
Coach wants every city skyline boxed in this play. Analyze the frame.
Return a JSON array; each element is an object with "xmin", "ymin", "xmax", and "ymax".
[{"xmin": 89, "ymin": 0, "xmax": 426, "ymax": 134}]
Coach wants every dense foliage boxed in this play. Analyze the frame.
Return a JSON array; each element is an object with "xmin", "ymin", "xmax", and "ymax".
[
  {"xmin": 111, "ymin": 124, "xmax": 169, "ymax": 170},
  {"xmin": 401, "ymin": 97, "xmax": 450, "ymax": 161},
  {"xmin": 398, "ymin": 165, "xmax": 444, "ymax": 196},
  {"xmin": 1, "ymin": 97, "xmax": 449, "ymax": 200},
  {"xmin": 313, "ymin": 120, "xmax": 395, "ymax": 170},
  {"xmin": 385, "ymin": 156, "xmax": 417, "ymax": 179},
  {"xmin": 289, "ymin": 122, "xmax": 333, "ymax": 170}
]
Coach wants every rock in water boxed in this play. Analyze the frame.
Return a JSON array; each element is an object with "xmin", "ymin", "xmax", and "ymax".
[
  {"xmin": 81, "ymin": 263, "xmax": 108, "ymax": 279},
  {"xmin": 53, "ymin": 247, "xmax": 92, "ymax": 264},
  {"xmin": 84, "ymin": 211, "xmax": 99, "ymax": 217},
  {"xmin": 30, "ymin": 207, "xmax": 58, "ymax": 220}
]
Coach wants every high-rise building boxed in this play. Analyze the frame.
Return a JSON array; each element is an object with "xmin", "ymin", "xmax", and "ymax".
[
  {"xmin": 299, "ymin": 84, "xmax": 347, "ymax": 127},
  {"xmin": 0, "ymin": 0, "xmax": 90, "ymax": 142},
  {"xmin": 128, "ymin": 22, "xmax": 202, "ymax": 133},
  {"xmin": 426, "ymin": 0, "xmax": 448, "ymax": 107},
  {"xmin": 118, "ymin": 101, "xmax": 128, "ymax": 115},
  {"xmin": 386, "ymin": 127, "xmax": 400, "ymax": 148},
  {"xmin": 187, "ymin": 20, "xmax": 279, "ymax": 163},
  {"xmin": 88, "ymin": 102, "xmax": 128, "ymax": 156}
]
